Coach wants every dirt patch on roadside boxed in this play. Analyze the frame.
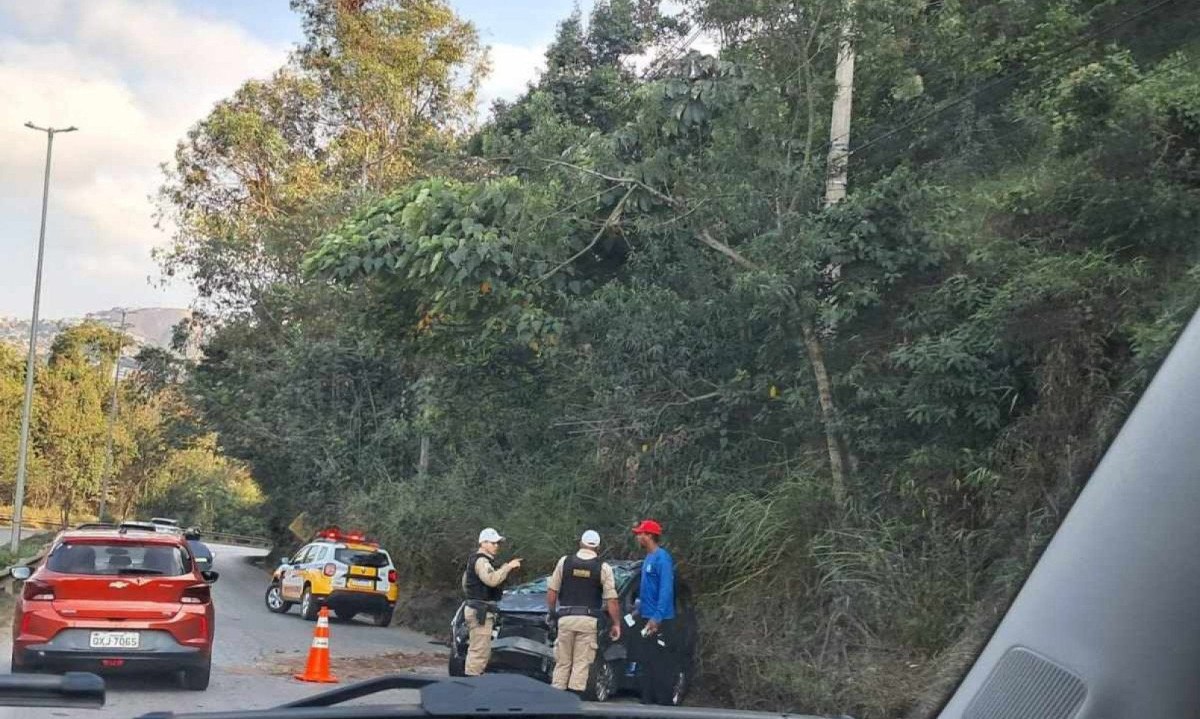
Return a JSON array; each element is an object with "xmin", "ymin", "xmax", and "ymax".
[
  {"xmin": 394, "ymin": 588, "xmax": 459, "ymax": 640},
  {"xmin": 247, "ymin": 552, "xmax": 280, "ymax": 574},
  {"xmin": 232, "ymin": 651, "xmax": 446, "ymax": 682}
]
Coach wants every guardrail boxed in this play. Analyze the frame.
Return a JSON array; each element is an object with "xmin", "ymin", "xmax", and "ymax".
[
  {"xmin": 0, "ymin": 514, "xmax": 71, "ymax": 531},
  {"xmin": 1, "ymin": 534, "xmax": 54, "ymax": 592},
  {"xmin": 0, "ymin": 516, "xmax": 272, "ymax": 550},
  {"xmin": 200, "ymin": 531, "xmax": 272, "ymax": 549}
]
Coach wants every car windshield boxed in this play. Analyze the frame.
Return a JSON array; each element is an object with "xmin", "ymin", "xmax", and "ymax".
[
  {"xmin": 507, "ymin": 576, "xmax": 550, "ymax": 596},
  {"xmin": 612, "ymin": 564, "xmax": 636, "ymax": 592},
  {"xmin": 46, "ymin": 543, "xmax": 189, "ymax": 576}
]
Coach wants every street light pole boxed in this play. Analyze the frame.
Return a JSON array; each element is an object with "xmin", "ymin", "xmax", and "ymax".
[
  {"xmin": 11, "ymin": 122, "xmax": 77, "ymax": 553},
  {"xmin": 98, "ymin": 309, "xmax": 127, "ymax": 521}
]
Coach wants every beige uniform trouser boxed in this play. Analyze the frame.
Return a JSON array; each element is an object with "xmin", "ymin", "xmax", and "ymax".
[
  {"xmin": 552, "ymin": 615, "xmax": 599, "ymax": 692},
  {"xmin": 464, "ymin": 606, "xmax": 495, "ymax": 676}
]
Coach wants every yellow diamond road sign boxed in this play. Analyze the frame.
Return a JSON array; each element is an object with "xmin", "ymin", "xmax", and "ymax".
[{"xmin": 288, "ymin": 512, "xmax": 313, "ymax": 541}]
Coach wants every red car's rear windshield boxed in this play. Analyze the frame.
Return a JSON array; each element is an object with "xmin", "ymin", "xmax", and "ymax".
[{"xmin": 46, "ymin": 541, "xmax": 190, "ymax": 576}]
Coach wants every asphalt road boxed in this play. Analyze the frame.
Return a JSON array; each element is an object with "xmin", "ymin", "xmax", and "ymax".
[
  {"xmin": 0, "ymin": 544, "xmax": 441, "ymax": 718},
  {"xmin": 0, "ymin": 525, "xmax": 48, "ymax": 543}
]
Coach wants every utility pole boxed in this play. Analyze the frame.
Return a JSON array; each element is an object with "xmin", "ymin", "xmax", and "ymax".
[
  {"xmin": 824, "ymin": 3, "xmax": 856, "ymax": 209},
  {"xmin": 11, "ymin": 123, "xmax": 77, "ymax": 553},
  {"xmin": 98, "ymin": 309, "xmax": 128, "ymax": 521},
  {"xmin": 808, "ymin": 2, "xmax": 858, "ymax": 508},
  {"xmin": 417, "ymin": 436, "xmax": 431, "ymax": 477}
]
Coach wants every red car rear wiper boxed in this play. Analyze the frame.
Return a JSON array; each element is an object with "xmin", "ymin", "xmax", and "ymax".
[
  {"xmin": 111, "ymin": 568, "xmax": 165, "ymax": 575},
  {"xmin": 134, "ymin": 673, "xmax": 847, "ymax": 719}
]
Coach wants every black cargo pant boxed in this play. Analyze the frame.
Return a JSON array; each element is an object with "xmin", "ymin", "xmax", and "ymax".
[{"xmin": 637, "ymin": 619, "xmax": 679, "ymax": 705}]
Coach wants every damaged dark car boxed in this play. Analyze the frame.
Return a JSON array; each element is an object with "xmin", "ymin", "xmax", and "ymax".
[{"xmin": 449, "ymin": 560, "xmax": 699, "ymax": 704}]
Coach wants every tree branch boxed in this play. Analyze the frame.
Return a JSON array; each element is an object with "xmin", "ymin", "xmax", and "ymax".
[
  {"xmin": 653, "ymin": 390, "xmax": 721, "ymax": 427},
  {"xmin": 538, "ymin": 186, "xmax": 635, "ymax": 282},
  {"xmin": 540, "ymin": 156, "xmax": 769, "ymax": 280},
  {"xmin": 538, "ymin": 158, "xmax": 681, "ymax": 208},
  {"xmin": 697, "ymin": 229, "xmax": 764, "ymax": 272}
]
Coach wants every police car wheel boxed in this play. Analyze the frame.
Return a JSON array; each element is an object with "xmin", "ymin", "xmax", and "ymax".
[
  {"xmin": 448, "ymin": 654, "xmax": 466, "ymax": 677},
  {"xmin": 300, "ymin": 587, "xmax": 319, "ymax": 621},
  {"xmin": 265, "ymin": 584, "xmax": 291, "ymax": 613},
  {"xmin": 371, "ymin": 608, "xmax": 394, "ymax": 627},
  {"xmin": 585, "ymin": 658, "xmax": 617, "ymax": 702}
]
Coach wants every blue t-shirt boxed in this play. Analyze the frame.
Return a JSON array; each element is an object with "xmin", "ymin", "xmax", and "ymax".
[{"xmin": 640, "ymin": 546, "xmax": 675, "ymax": 622}]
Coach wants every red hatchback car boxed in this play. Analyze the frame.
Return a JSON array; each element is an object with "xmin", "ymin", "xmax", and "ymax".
[{"xmin": 10, "ymin": 527, "xmax": 218, "ymax": 690}]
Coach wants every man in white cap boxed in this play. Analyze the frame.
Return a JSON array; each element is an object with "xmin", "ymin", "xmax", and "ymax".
[
  {"xmin": 462, "ymin": 527, "xmax": 522, "ymax": 675},
  {"xmin": 546, "ymin": 530, "xmax": 621, "ymax": 694}
]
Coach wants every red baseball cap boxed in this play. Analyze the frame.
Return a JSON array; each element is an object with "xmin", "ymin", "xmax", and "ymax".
[{"xmin": 631, "ymin": 519, "xmax": 663, "ymax": 535}]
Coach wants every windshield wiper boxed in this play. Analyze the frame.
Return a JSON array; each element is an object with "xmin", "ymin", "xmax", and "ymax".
[
  {"xmin": 112, "ymin": 568, "xmax": 165, "ymax": 575},
  {"xmin": 0, "ymin": 672, "xmax": 104, "ymax": 708},
  {"xmin": 136, "ymin": 673, "xmax": 848, "ymax": 719}
]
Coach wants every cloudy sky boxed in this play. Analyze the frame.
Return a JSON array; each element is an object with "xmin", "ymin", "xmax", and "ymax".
[{"xmin": 0, "ymin": 0, "xmax": 595, "ymax": 319}]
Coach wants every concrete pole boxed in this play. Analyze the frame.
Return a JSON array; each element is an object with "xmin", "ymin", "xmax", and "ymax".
[
  {"xmin": 12, "ymin": 123, "xmax": 77, "ymax": 553},
  {"xmin": 99, "ymin": 309, "xmax": 127, "ymax": 520},
  {"xmin": 823, "ymin": 4, "xmax": 856, "ymax": 210}
]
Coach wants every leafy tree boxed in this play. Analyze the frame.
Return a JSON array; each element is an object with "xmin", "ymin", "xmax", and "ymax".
[
  {"xmin": 26, "ymin": 324, "xmax": 122, "ymax": 524},
  {"xmin": 0, "ymin": 343, "xmax": 26, "ymax": 500},
  {"xmin": 136, "ymin": 435, "xmax": 265, "ymax": 536},
  {"xmin": 154, "ymin": 0, "xmax": 493, "ymax": 532},
  {"xmin": 482, "ymin": 0, "xmax": 683, "ymax": 142},
  {"xmin": 157, "ymin": 0, "xmax": 487, "ymax": 311},
  {"xmin": 166, "ymin": 1, "xmax": 1200, "ymax": 716}
]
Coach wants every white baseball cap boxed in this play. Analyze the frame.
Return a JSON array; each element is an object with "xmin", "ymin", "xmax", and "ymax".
[
  {"xmin": 478, "ymin": 528, "xmax": 504, "ymax": 544},
  {"xmin": 581, "ymin": 530, "xmax": 601, "ymax": 548}
]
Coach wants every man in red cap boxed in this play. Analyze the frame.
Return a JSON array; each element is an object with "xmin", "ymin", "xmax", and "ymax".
[{"xmin": 631, "ymin": 519, "xmax": 677, "ymax": 704}]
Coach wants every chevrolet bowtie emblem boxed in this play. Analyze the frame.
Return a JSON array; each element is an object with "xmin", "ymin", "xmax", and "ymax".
[{"xmin": 109, "ymin": 581, "xmax": 129, "ymax": 589}]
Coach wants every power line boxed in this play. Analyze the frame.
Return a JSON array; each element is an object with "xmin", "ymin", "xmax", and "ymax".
[{"xmin": 641, "ymin": 27, "xmax": 704, "ymax": 80}]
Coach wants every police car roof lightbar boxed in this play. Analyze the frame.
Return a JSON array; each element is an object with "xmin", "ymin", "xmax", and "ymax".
[{"xmin": 314, "ymin": 527, "xmax": 377, "ymax": 546}]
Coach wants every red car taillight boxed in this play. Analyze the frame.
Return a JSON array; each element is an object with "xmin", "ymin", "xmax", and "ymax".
[
  {"xmin": 22, "ymin": 580, "xmax": 54, "ymax": 602},
  {"xmin": 388, "ymin": 569, "xmax": 397, "ymax": 583},
  {"xmin": 323, "ymin": 563, "xmax": 336, "ymax": 577},
  {"xmin": 181, "ymin": 583, "xmax": 211, "ymax": 605}
]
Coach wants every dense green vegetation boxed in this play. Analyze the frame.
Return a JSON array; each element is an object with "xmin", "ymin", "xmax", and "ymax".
[
  {"xmin": 157, "ymin": 0, "xmax": 1200, "ymax": 715},
  {"xmin": 0, "ymin": 328, "xmax": 263, "ymax": 533}
]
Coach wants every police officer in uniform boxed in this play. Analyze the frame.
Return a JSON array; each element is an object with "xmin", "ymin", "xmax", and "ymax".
[
  {"xmin": 546, "ymin": 530, "xmax": 621, "ymax": 694},
  {"xmin": 462, "ymin": 527, "xmax": 522, "ymax": 676}
]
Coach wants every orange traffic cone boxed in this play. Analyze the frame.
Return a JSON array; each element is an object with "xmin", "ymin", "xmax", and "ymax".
[{"xmin": 294, "ymin": 606, "xmax": 338, "ymax": 683}]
